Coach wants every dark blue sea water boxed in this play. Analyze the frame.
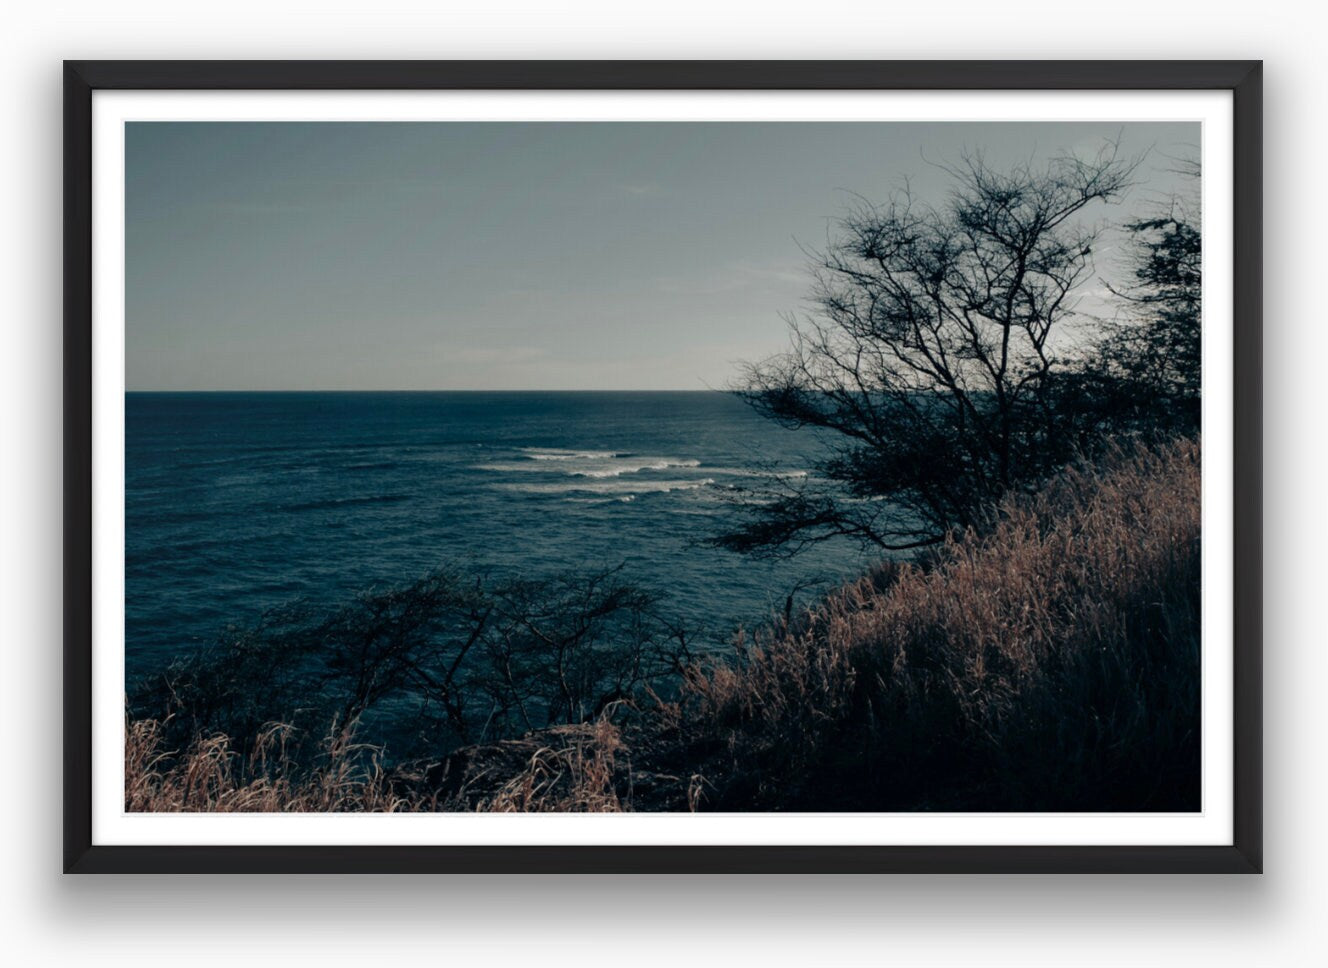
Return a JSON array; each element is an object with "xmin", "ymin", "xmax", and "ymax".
[{"xmin": 125, "ymin": 391, "xmax": 871, "ymax": 679}]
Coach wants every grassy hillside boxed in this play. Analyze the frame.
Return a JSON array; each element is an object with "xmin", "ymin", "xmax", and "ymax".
[{"xmin": 126, "ymin": 438, "xmax": 1201, "ymax": 813}]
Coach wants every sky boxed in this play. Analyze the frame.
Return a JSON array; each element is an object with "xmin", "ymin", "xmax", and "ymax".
[{"xmin": 126, "ymin": 121, "xmax": 1199, "ymax": 390}]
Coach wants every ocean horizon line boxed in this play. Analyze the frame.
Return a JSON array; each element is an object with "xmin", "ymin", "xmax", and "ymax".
[{"xmin": 124, "ymin": 382, "xmax": 727, "ymax": 387}]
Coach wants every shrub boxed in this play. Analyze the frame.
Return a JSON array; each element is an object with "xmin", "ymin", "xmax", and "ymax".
[{"xmin": 671, "ymin": 438, "xmax": 1201, "ymax": 811}]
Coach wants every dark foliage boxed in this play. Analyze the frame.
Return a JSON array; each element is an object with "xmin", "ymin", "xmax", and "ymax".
[
  {"xmin": 129, "ymin": 564, "xmax": 695, "ymax": 765},
  {"xmin": 716, "ymin": 145, "xmax": 1195, "ymax": 556},
  {"xmin": 675, "ymin": 441, "xmax": 1201, "ymax": 812},
  {"xmin": 1088, "ymin": 210, "xmax": 1202, "ymax": 435}
]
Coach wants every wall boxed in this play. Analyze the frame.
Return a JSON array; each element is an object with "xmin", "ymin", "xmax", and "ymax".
[{"xmin": 1, "ymin": 3, "xmax": 1319, "ymax": 965}]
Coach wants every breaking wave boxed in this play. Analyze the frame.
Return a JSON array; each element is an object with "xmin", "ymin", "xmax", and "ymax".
[
  {"xmin": 496, "ymin": 478, "xmax": 716, "ymax": 497},
  {"xmin": 521, "ymin": 448, "xmax": 621, "ymax": 461},
  {"xmin": 478, "ymin": 456, "xmax": 702, "ymax": 478}
]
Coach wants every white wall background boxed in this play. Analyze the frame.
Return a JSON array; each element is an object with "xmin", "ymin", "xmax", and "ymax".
[{"xmin": 0, "ymin": 3, "xmax": 1318, "ymax": 966}]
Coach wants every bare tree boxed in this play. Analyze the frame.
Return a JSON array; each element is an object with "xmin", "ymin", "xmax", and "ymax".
[
  {"xmin": 131, "ymin": 564, "xmax": 692, "ymax": 762},
  {"xmin": 717, "ymin": 145, "xmax": 1140, "ymax": 555}
]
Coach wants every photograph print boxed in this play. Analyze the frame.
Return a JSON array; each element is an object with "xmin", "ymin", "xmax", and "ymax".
[{"xmin": 123, "ymin": 118, "xmax": 1205, "ymax": 815}]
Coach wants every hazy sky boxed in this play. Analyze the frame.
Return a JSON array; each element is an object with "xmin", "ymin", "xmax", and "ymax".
[{"xmin": 126, "ymin": 121, "xmax": 1198, "ymax": 390}]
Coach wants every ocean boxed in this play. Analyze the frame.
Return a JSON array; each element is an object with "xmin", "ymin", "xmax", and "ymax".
[{"xmin": 125, "ymin": 391, "xmax": 872, "ymax": 681}]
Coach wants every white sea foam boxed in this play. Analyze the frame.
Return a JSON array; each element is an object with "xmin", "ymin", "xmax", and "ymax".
[
  {"xmin": 704, "ymin": 467, "xmax": 809, "ymax": 480},
  {"xmin": 520, "ymin": 448, "xmax": 620, "ymax": 461},
  {"xmin": 479, "ymin": 454, "xmax": 702, "ymax": 478},
  {"xmin": 496, "ymin": 477, "xmax": 715, "ymax": 496},
  {"xmin": 571, "ymin": 458, "xmax": 701, "ymax": 478}
]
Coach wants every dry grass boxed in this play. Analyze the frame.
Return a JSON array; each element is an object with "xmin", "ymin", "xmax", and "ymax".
[
  {"xmin": 474, "ymin": 719, "xmax": 626, "ymax": 812},
  {"xmin": 125, "ymin": 439, "xmax": 1201, "ymax": 812},
  {"xmin": 668, "ymin": 438, "xmax": 1202, "ymax": 810},
  {"xmin": 124, "ymin": 710, "xmax": 627, "ymax": 813},
  {"xmin": 124, "ymin": 716, "xmax": 420, "ymax": 812}
]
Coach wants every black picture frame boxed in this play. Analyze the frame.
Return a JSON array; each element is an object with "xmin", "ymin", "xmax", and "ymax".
[{"xmin": 64, "ymin": 59, "xmax": 1263, "ymax": 874}]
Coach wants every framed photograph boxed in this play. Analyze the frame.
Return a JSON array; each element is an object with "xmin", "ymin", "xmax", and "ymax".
[{"xmin": 64, "ymin": 60, "xmax": 1262, "ymax": 873}]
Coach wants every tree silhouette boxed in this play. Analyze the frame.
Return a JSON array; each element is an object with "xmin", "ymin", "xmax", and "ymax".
[{"xmin": 718, "ymin": 145, "xmax": 1141, "ymax": 555}]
